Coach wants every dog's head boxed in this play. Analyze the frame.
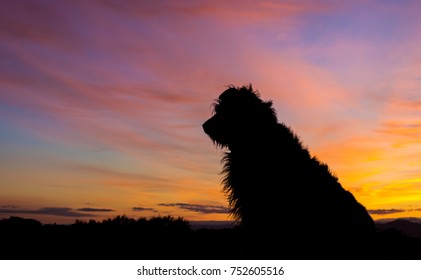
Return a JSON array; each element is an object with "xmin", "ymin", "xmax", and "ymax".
[{"xmin": 202, "ymin": 84, "xmax": 277, "ymax": 148}]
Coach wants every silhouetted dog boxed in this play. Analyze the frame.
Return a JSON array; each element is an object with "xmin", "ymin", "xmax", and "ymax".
[{"xmin": 203, "ymin": 85, "xmax": 376, "ymax": 259}]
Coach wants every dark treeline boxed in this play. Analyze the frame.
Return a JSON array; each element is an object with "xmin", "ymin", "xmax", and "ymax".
[
  {"xmin": 0, "ymin": 215, "xmax": 241, "ymax": 260},
  {"xmin": 1, "ymin": 216, "xmax": 420, "ymax": 260}
]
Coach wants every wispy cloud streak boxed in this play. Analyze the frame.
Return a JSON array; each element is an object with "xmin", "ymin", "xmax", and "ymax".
[
  {"xmin": 76, "ymin": 208, "xmax": 115, "ymax": 212},
  {"xmin": 132, "ymin": 207, "xmax": 157, "ymax": 213},
  {"xmin": 368, "ymin": 209, "xmax": 406, "ymax": 215},
  {"xmin": 159, "ymin": 203, "xmax": 229, "ymax": 214},
  {"xmin": 0, "ymin": 207, "xmax": 92, "ymax": 217}
]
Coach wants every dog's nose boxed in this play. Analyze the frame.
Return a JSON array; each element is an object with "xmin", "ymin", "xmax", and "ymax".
[
  {"xmin": 203, "ymin": 115, "xmax": 218, "ymax": 136},
  {"xmin": 202, "ymin": 120, "xmax": 209, "ymax": 134}
]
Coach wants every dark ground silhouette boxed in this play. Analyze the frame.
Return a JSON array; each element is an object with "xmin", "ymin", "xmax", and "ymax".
[
  {"xmin": 0, "ymin": 216, "xmax": 420, "ymax": 260},
  {"xmin": 202, "ymin": 84, "xmax": 402, "ymax": 259}
]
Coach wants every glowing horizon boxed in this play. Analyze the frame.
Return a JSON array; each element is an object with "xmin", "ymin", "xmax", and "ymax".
[{"xmin": 1, "ymin": 0, "xmax": 421, "ymax": 224}]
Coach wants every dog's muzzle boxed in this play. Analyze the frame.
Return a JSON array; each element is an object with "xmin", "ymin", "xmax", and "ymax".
[{"xmin": 202, "ymin": 116, "xmax": 215, "ymax": 136}]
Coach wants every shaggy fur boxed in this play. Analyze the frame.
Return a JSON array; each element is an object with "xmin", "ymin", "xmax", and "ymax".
[{"xmin": 203, "ymin": 85, "xmax": 376, "ymax": 259}]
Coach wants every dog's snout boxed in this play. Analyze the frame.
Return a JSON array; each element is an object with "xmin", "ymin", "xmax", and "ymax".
[
  {"xmin": 202, "ymin": 116, "xmax": 214, "ymax": 135},
  {"xmin": 202, "ymin": 120, "xmax": 210, "ymax": 135}
]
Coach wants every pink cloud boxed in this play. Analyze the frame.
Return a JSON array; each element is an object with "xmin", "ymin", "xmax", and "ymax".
[{"xmin": 100, "ymin": 0, "xmax": 334, "ymax": 22}]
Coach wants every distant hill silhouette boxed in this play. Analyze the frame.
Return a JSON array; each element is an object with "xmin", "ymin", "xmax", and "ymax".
[
  {"xmin": 376, "ymin": 219, "xmax": 421, "ymax": 239},
  {"xmin": 1, "ymin": 216, "xmax": 420, "ymax": 260}
]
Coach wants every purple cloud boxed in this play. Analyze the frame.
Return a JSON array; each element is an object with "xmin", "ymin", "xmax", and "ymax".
[
  {"xmin": 368, "ymin": 209, "xmax": 406, "ymax": 215},
  {"xmin": 0, "ymin": 207, "xmax": 93, "ymax": 217},
  {"xmin": 76, "ymin": 208, "xmax": 115, "ymax": 212},
  {"xmin": 132, "ymin": 207, "xmax": 157, "ymax": 212},
  {"xmin": 159, "ymin": 203, "xmax": 229, "ymax": 214}
]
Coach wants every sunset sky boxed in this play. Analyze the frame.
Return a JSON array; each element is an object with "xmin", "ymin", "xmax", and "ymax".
[{"xmin": 1, "ymin": 0, "xmax": 421, "ymax": 224}]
